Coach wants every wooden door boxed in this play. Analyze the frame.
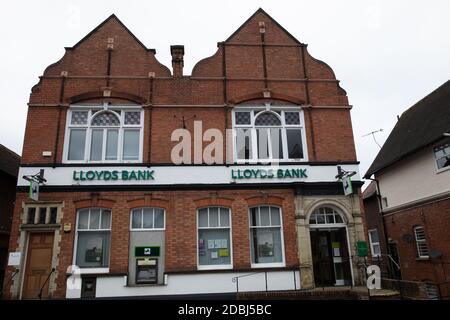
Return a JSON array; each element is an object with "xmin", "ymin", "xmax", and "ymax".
[
  {"xmin": 22, "ymin": 233, "xmax": 54, "ymax": 299},
  {"xmin": 311, "ymin": 230, "xmax": 334, "ymax": 286}
]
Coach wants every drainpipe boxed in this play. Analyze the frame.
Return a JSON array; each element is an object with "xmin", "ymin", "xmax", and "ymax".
[{"xmin": 367, "ymin": 176, "xmax": 392, "ymax": 273}]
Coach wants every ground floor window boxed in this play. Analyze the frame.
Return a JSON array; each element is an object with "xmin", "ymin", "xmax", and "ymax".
[
  {"xmin": 75, "ymin": 208, "xmax": 111, "ymax": 268},
  {"xmin": 197, "ymin": 207, "xmax": 232, "ymax": 269},
  {"xmin": 368, "ymin": 229, "xmax": 381, "ymax": 257},
  {"xmin": 249, "ymin": 206, "xmax": 284, "ymax": 266}
]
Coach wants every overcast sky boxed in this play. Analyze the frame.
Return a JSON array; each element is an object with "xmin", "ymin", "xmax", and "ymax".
[{"xmin": 1, "ymin": 0, "xmax": 449, "ymax": 184}]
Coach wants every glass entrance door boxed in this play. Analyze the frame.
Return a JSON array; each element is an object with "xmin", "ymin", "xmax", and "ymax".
[{"xmin": 310, "ymin": 228, "xmax": 352, "ymax": 286}]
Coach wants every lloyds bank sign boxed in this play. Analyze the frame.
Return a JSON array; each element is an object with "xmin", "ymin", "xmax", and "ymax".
[
  {"xmin": 71, "ymin": 167, "xmax": 308, "ymax": 182},
  {"xmin": 73, "ymin": 170, "xmax": 155, "ymax": 181}
]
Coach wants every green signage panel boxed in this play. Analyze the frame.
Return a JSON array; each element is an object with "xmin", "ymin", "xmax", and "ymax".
[
  {"xmin": 135, "ymin": 246, "xmax": 160, "ymax": 257},
  {"xmin": 356, "ymin": 241, "xmax": 368, "ymax": 257}
]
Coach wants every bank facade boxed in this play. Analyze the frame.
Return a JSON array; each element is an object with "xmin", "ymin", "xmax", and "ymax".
[{"xmin": 4, "ymin": 9, "xmax": 366, "ymax": 299}]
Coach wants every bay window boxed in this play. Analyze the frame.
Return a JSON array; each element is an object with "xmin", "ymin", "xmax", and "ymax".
[
  {"xmin": 75, "ymin": 208, "xmax": 112, "ymax": 269},
  {"xmin": 249, "ymin": 206, "xmax": 285, "ymax": 267},
  {"xmin": 197, "ymin": 207, "xmax": 232, "ymax": 269},
  {"xmin": 65, "ymin": 107, "xmax": 143, "ymax": 163},
  {"xmin": 233, "ymin": 108, "xmax": 307, "ymax": 162}
]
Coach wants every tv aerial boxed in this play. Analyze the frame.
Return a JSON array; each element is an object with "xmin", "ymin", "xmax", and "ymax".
[{"xmin": 363, "ymin": 129, "xmax": 383, "ymax": 148}]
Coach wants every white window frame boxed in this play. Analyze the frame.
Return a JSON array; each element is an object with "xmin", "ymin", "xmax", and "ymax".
[
  {"xmin": 129, "ymin": 207, "xmax": 166, "ymax": 231},
  {"xmin": 72, "ymin": 208, "xmax": 112, "ymax": 273},
  {"xmin": 196, "ymin": 207, "xmax": 233, "ymax": 271},
  {"xmin": 249, "ymin": 206, "xmax": 286, "ymax": 268},
  {"xmin": 433, "ymin": 143, "xmax": 450, "ymax": 173},
  {"xmin": 232, "ymin": 106, "xmax": 308, "ymax": 163},
  {"xmin": 63, "ymin": 105, "xmax": 143, "ymax": 164},
  {"xmin": 309, "ymin": 207, "xmax": 346, "ymax": 228},
  {"xmin": 414, "ymin": 226, "xmax": 429, "ymax": 259},
  {"xmin": 368, "ymin": 229, "xmax": 381, "ymax": 258}
]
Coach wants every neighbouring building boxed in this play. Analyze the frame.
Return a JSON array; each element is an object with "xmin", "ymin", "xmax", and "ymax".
[
  {"xmin": 3, "ymin": 9, "xmax": 366, "ymax": 299},
  {"xmin": 0, "ymin": 144, "xmax": 20, "ymax": 297},
  {"xmin": 364, "ymin": 80, "xmax": 450, "ymax": 299}
]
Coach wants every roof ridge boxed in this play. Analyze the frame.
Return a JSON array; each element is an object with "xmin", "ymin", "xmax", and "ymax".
[{"xmin": 0, "ymin": 144, "xmax": 20, "ymax": 159}]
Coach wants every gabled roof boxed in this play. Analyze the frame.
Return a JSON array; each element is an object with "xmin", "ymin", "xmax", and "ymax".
[
  {"xmin": 225, "ymin": 8, "xmax": 304, "ymax": 45},
  {"xmin": 365, "ymin": 80, "xmax": 450, "ymax": 178},
  {"xmin": 0, "ymin": 144, "xmax": 20, "ymax": 177},
  {"xmin": 67, "ymin": 14, "xmax": 156, "ymax": 53}
]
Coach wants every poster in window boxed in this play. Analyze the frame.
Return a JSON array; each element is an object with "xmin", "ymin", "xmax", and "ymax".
[
  {"xmin": 220, "ymin": 239, "xmax": 228, "ymax": 249},
  {"xmin": 257, "ymin": 232, "xmax": 274, "ymax": 257},
  {"xmin": 207, "ymin": 240, "xmax": 215, "ymax": 249},
  {"xmin": 85, "ymin": 237, "xmax": 103, "ymax": 263}
]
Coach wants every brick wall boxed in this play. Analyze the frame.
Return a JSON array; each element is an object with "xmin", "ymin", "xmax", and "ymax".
[
  {"xmin": 21, "ymin": 10, "xmax": 356, "ymax": 166},
  {"xmin": 4, "ymin": 188, "xmax": 298, "ymax": 298},
  {"xmin": 383, "ymin": 198, "xmax": 450, "ymax": 298}
]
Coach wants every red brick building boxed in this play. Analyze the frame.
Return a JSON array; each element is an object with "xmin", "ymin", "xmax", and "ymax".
[
  {"xmin": 0, "ymin": 145, "xmax": 20, "ymax": 297},
  {"xmin": 4, "ymin": 9, "xmax": 366, "ymax": 299},
  {"xmin": 364, "ymin": 80, "xmax": 450, "ymax": 299}
]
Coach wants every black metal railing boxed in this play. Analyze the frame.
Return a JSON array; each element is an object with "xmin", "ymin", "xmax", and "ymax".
[
  {"xmin": 231, "ymin": 269, "xmax": 299, "ymax": 293},
  {"xmin": 38, "ymin": 268, "xmax": 55, "ymax": 300}
]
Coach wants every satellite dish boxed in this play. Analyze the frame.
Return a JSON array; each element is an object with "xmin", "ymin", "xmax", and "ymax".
[{"xmin": 429, "ymin": 249, "xmax": 442, "ymax": 259}]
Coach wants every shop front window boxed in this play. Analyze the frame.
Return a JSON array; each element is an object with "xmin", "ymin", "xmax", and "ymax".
[
  {"xmin": 65, "ymin": 108, "xmax": 142, "ymax": 163},
  {"xmin": 75, "ymin": 208, "xmax": 111, "ymax": 268},
  {"xmin": 197, "ymin": 207, "xmax": 232, "ymax": 269},
  {"xmin": 249, "ymin": 206, "xmax": 285, "ymax": 266}
]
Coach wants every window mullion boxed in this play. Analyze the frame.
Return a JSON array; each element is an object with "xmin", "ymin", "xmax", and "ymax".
[
  {"xmin": 267, "ymin": 128, "xmax": 273, "ymax": 160},
  {"xmin": 102, "ymin": 128, "xmax": 107, "ymax": 161},
  {"xmin": 87, "ymin": 210, "xmax": 91, "ymax": 231},
  {"xmin": 281, "ymin": 128, "xmax": 288, "ymax": 160}
]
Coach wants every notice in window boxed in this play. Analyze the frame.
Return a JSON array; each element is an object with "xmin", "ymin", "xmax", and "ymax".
[
  {"xmin": 258, "ymin": 232, "xmax": 274, "ymax": 257},
  {"xmin": 85, "ymin": 238, "xmax": 103, "ymax": 262}
]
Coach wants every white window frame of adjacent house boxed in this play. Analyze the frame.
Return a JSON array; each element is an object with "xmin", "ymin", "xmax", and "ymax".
[
  {"xmin": 73, "ymin": 208, "xmax": 112, "ymax": 274},
  {"xmin": 130, "ymin": 207, "xmax": 166, "ymax": 231},
  {"xmin": 232, "ymin": 105, "xmax": 308, "ymax": 163},
  {"xmin": 368, "ymin": 229, "xmax": 381, "ymax": 258},
  {"xmin": 433, "ymin": 142, "xmax": 450, "ymax": 173},
  {"xmin": 249, "ymin": 206, "xmax": 286, "ymax": 268},
  {"xmin": 197, "ymin": 207, "xmax": 233, "ymax": 270},
  {"xmin": 63, "ymin": 105, "xmax": 144, "ymax": 163},
  {"xmin": 414, "ymin": 226, "xmax": 429, "ymax": 259}
]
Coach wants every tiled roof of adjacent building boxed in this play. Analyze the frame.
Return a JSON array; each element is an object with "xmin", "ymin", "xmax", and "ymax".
[
  {"xmin": 365, "ymin": 80, "xmax": 450, "ymax": 178},
  {"xmin": 0, "ymin": 144, "xmax": 20, "ymax": 177},
  {"xmin": 362, "ymin": 180, "xmax": 377, "ymax": 199}
]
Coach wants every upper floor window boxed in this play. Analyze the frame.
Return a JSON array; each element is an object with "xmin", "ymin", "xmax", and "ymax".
[
  {"xmin": 414, "ymin": 226, "xmax": 429, "ymax": 259},
  {"xmin": 233, "ymin": 108, "xmax": 307, "ymax": 162},
  {"xmin": 434, "ymin": 143, "xmax": 450, "ymax": 170},
  {"xmin": 64, "ymin": 107, "xmax": 143, "ymax": 163}
]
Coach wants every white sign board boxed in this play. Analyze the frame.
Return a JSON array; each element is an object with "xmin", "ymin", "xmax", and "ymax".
[
  {"xmin": 18, "ymin": 165, "xmax": 361, "ymax": 187},
  {"xmin": 342, "ymin": 176, "xmax": 353, "ymax": 196},
  {"xmin": 7, "ymin": 252, "xmax": 21, "ymax": 266}
]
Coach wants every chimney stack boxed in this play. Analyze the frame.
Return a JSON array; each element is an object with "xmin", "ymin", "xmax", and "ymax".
[{"xmin": 170, "ymin": 45, "xmax": 184, "ymax": 77}]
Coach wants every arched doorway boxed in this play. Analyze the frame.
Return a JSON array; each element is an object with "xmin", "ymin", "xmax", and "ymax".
[{"xmin": 309, "ymin": 206, "xmax": 353, "ymax": 286}]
